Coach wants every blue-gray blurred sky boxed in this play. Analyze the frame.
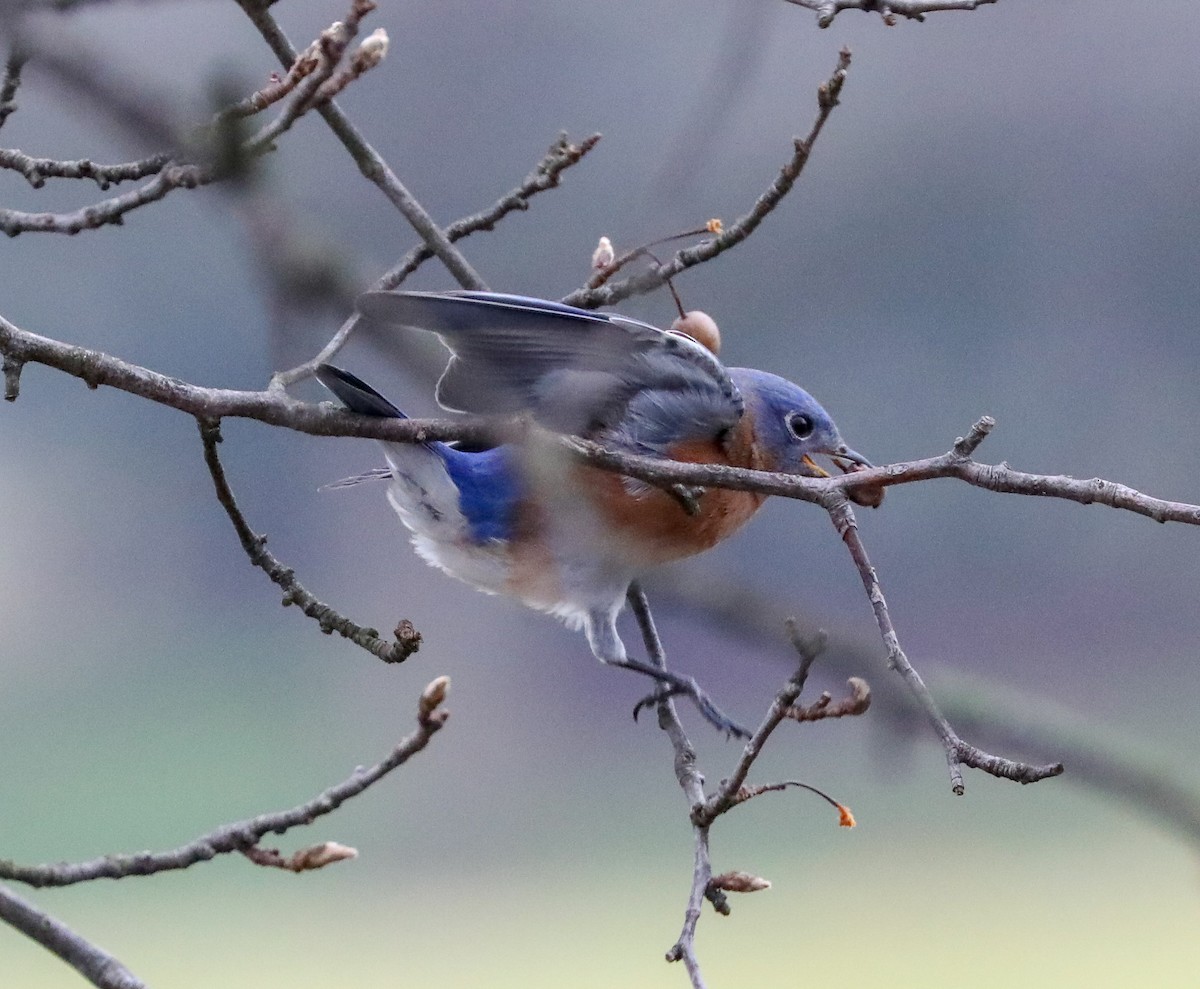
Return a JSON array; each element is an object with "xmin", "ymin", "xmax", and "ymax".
[{"xmin": 2, "ymin": 1, "xmax": 1199, "ymax": 986}]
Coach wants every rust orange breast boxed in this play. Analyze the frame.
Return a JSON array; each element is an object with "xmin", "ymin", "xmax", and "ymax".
[{"xmin": 581, "ymin": 419, "xmax": 770, "ymax": 566}]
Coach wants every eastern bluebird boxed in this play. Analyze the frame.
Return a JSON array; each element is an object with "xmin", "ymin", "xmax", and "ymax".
[{"xmin": 317, "ymin": 291, "xmax": 871, "ymax": 735}]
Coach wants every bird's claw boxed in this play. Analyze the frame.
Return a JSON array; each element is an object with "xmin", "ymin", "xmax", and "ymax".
[{"xmin": 632, "ymin": 676, "xmax": 751, "ymax": 740}]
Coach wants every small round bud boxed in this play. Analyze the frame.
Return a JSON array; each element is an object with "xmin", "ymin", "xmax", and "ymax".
[
  {"xmin": 355, "ymin": 29, "xmax": 390, "ymax": 69},
  {"xmin": 670, "ymin": 310, "xmax": 721, "ymax": 356},
  {"xmin": 591, "ymin": 236, "xmax": 614, "ymax": 270}
]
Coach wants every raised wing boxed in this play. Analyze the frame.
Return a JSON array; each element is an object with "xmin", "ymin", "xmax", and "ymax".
[{"xmin": 356, "ymin": 290, "xmax": 744, "ymax": 448}]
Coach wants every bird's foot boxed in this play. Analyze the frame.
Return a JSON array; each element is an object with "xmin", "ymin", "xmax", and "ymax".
[{"xmin": 613, "ymin": 661, "xmax": 749, "ymax": 739}]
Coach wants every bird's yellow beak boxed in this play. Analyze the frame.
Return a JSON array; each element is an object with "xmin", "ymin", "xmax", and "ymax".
[{"xmin": 801, "ymin": 454, "xmax": 831, "ymax": 478}]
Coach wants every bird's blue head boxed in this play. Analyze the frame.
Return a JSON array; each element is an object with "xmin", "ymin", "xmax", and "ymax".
[{"xmin": 729, "ymin": 368, "xmax": 871, "ymax": 478}]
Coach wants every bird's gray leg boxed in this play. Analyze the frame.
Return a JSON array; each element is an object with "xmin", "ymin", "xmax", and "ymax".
[{"xmin": 585, "ymin": 599, "xmax": 750, "ymax": 740}]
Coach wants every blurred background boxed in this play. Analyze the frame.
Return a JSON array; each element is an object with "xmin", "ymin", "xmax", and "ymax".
[{"xmin": 2, "ymin": 0, "xmax": 1199, "ymax": 985}]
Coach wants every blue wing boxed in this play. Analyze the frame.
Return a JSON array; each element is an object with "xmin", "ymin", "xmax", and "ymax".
[{"xmin": 355, "ymin": 290, "xmax": 744, "ymax": 453}]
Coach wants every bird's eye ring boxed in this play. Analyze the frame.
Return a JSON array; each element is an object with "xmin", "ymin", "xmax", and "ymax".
[{"xmin": 787, "ymin": 412, "xmax": 815, "ymax": 440}]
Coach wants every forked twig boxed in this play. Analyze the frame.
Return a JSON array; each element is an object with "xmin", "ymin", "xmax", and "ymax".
[
  {"xmin": 0, "ymin": 676, "xmax": 450, "ymax": 887},
  {"xmin": 198, "ymin": 417, "xmax": 420, "ymax": 663},
  {"xmin": 563, "ymin": 48, "xmax": 852, "ymax": 310},
  {"xmin": 627, "ymin": 588, "xmax": 861, "ymax": 989},
  {"xmin": 269, "ymin": 132, "xmax": 602, "ymax": 391}
]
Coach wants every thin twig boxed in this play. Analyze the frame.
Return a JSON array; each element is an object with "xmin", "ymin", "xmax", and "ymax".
[
  {"xmin": 783, "ymin": 0, "xmax": 999, "ymax": 29},
  {"xmin": 269, "ymin": 132, "xmax": 602, "ymax": 391},
  {"xmin": 235, "ymin": 0, "xmax": 487, "ymax": 290},
  {"xmin": 585, "ymin": 220, "xmax": 722, "ymax": 290},
  {"xmin": 0, "ymin": 149, "xmax": 171, "ymax": 190},
  {"xmin": 562, "ymin": 48, "xmax": 851, "ymax": 310},
  {"xmin": 0, "ymin": 884, "xmax": 145, "ymax": 989},
  {"xmin": 627, "ymin": 594, "xmax": 856, "ymax": 986},
  {"xmin": 197, "ymin": 417, "xmax": 420, "ymax": 663},
  {"xmin": 626, "ymin": 585, "xmax": 710, "ymax": 989},
  {"xmin": 648, "ymin": 575, "xmax": 1200, "ymax": 849},
  {"xmin": 0, "ymin": 45, "xmax": 27, "ymax": 131},
  {"xmin": 0, "ymin": 0, "xmax": 386, "ymax": 236},
  {"xmin": 0, "ymin": 676, "xmax": 450, "ymax": 887},
  {"xmin": 699, "ymin": 625, "xmax": 828, "ymax": 824},
  {"xmin": 1, "ymin": 162, "xmax": 205, "ymax": 236},
  {"xmin": 784, "ymin": 675, "xmax": 871, "ymax": 722},
  {"xmin": 822, "ymin": 489, "xmax": 1064, "ymax": 793}
]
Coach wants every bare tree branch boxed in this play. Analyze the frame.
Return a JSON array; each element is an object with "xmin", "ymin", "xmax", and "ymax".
[
  {"xmin": 0, "ymin": 676, "xmax": 450, "ymax": 888},
  {"xmin": 234, "ymin": 0, "xmax": 487, "ymax": 291},
  {"xmin": 627, "ymin": 591, "xmax": 856, "ymax": 989},
  {"xmin": 647, "ymin": 573, "xmax": 1200, "ymax": 849},
  {"xmin": 3, "ymin": 310, "xmax": 1198, "ymax": 783},
  {"xmin": 0, "ymin": 163, "xmax": 214, "ymax": 235},
  {"xmin": 697, "ymin": 624, "xmax": 831, "ymax": 825},
  {"xmin": 0, "ymin": 44, "xmax": 26, "ymax": 131},
  {"xmin": 0, "ymin": 148, "xmax": 170, "ymax": 189},
  {"xmin": 625, "ymin": 585, "xmax": 711, "ymax": 989},
  {"xmin": 198, "ymin": 417, "xmax": 420, "ymax": 662},
  {"xmin": 824, "ymin": 490, "xmax": 1064, "ymax": 792},
  {"xmin": 567, "ymin": 421, "xmax": 1200, "ymax": 527},
  {"xmin": 783, "ymin": 0, "xmax": 998, "ymax": 28},
  {"xmin": 0, "ymin": 1, "xmax": 387, "ymax": 236},
  {"xmin": 269, "ymin": 131, "xmax": 602, "ymax": 391},
  {"xmin": 3, "ymin": 308, "xmax": 1197, "ymax": 788},
  {"xmin": 0, "ymin": 884, "xmax": 145, "ymax": 989},
  {"xmin": 562, "ymin": 47, "xmax": 851, "ymax": 310}
]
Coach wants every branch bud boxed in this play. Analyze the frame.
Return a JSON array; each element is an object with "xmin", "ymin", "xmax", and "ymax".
[
  {"xmin": 591, "ymin": 235, "xmax": 614, "ymax": 270},
  {"xmin": 710, "ymin": 871, "xmax": 772, "ymax": 893},
  {"xmin": 419, "ymin": 675, "xmax": 451, "ymax": 721},
  {"xmin": 354, "ymin": 29, "xmax": 390, "ymax": 71},
  {"xmin": 292, "ymin": 841, "xmax": 359, "ymax": 871}
]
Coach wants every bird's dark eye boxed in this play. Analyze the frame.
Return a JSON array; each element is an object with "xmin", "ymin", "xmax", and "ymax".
[{"xmin": 787, "ymin": 412, "xmax": 815, "ymax": 439}]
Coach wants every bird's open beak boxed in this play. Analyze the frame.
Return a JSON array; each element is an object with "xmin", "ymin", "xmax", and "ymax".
[
  {"xmin": 800, "ymin": 454, "xmax": 831, "ymax": 478},
  {"xmin": 802, "ymin": 446, "xmax": 872, "ymax": 479},
  {"xmin": 831, "ymin": 446, "xmax": 873, "ymax": 473}
]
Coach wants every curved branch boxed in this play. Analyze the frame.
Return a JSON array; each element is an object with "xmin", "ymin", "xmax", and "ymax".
[
  {"xmin": 235, "ymin": 0, "xmax": 487, "ymax": 291},
  {"xmin": 269, "ymin": 131, "xmax": 602, "ymax": 391},
  {"xmin": 0, "ymin": 885, "xmax": 144, "ymax": 989},
  {"xmin": 784, "ymin": 0, "xmax": 998, "ymax": 28},
  {"xmin": 562, "ymin": 47, "xmax": 850, "ymax": 310},
  {"xmin": 824, "ymin": 490, "xmax": 1064, "ymax": 792},
  {"xmin": 0, "ymin": 149, "xmax": 170, "ymax": 189},
  {"xmin": 0, "ymin": 677, "xmax": 450, "ymax": 888},
  {"xmin": 0, "ymin": 0, "xmax": 386, "ymax": 236},
  {"xmin": 0, "ymin": 46, "xmax": 28, "ymax": 132},
  {"xmin": 198, "ymin": 417, "xmax": 420, "ymax": 663},
  {"xmin": 0, "ymin": 162, "xmax": 204, "ymax": 236}
]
